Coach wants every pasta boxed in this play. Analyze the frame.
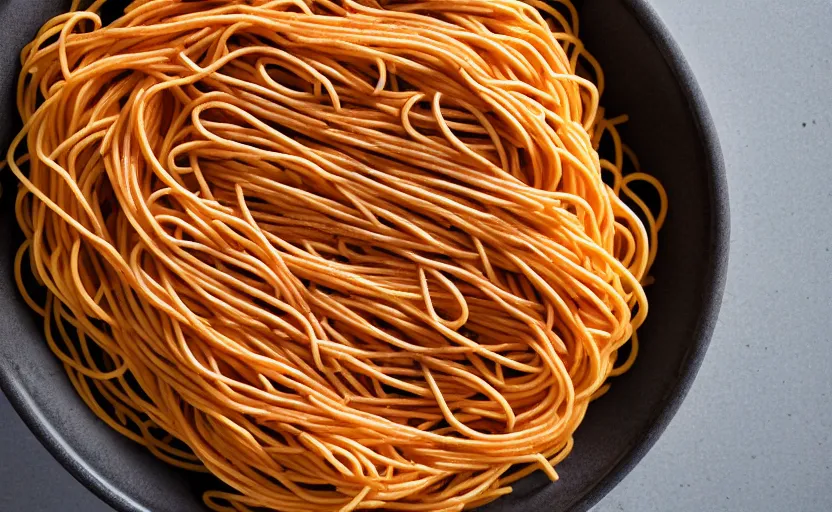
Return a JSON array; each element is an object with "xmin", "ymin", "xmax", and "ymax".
[{"xmin": 2, "ymin": 0, "xmax": 668, "ymax": 511}]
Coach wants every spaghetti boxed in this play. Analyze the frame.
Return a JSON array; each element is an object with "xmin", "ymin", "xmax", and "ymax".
[{"xmin": 3, "ymin": 0, "xmax": 668, "ymax": 511}]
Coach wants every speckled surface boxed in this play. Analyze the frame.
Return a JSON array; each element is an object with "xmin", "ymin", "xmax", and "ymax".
[{"xmin": 0, "ymin": 0, "xmax": 829, "ymax": 511}]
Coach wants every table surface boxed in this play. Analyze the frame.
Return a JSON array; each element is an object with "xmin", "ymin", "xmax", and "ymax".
[{"xmin": 3, "ymin": 0, "xmax": 832, "ymax": 511}]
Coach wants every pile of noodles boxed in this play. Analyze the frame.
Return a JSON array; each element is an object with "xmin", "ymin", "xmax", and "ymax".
[{"xmin": 3, "ymin": 0, "xmax": 667, "ymax": 511}]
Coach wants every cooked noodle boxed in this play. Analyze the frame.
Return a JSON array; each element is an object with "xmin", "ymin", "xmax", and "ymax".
[{"xmin": 3, "ymin": 0, "xmax": 667, "ymax": 510}]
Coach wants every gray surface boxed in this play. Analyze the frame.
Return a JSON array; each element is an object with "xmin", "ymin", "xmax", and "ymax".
[{"xmin": 1, "ymin": 0, "xmax": 831, "ymax": 510}]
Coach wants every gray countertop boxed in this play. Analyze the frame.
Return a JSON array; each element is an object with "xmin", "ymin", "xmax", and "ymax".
[{"xmin": 2, "ymin": 0, "xmax": 832, "ymax": 510}]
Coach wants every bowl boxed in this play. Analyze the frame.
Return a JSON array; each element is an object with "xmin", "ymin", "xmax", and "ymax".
[{"xmin": 0, "ymin": 0, "xmax": 729, "ymax": 511}]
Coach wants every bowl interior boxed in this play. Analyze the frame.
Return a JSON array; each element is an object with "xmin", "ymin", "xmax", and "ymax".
[{"xmin": 0, "ymin": 1, "xmax": 727, "ymax": 511}]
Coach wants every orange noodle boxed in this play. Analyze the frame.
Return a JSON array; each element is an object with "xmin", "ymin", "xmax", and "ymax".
[{"xmin": 2, "ymin": 0, "xmax": 668, "ymax": 510}]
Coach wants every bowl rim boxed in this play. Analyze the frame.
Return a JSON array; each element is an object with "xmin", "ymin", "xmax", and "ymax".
[
  {"xmin": 0, "ymin": 1, "xmax": 729, "ymax": 511},
  {"xmin": 568, "ymin": 1, "xmax": 730, "ymax": 509}
]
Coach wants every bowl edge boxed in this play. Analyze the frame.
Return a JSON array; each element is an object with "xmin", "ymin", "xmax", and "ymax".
[{"xmin": 566, "ymin": 0, "xmax": 731, "ymax": 510}]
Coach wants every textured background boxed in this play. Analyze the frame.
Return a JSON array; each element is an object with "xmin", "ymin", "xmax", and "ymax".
[{"xmin": 2, "ymin": 0, "xmax": 832, "ymax": 510}]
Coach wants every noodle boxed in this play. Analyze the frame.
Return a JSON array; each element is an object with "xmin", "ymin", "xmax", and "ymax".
[{"xmin": 2, "ymin": 0, "xmax": 668, "ymax": 511}]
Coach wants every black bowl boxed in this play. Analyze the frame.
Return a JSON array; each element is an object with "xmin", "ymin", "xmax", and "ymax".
[{"xmin": 0, "ymin": 1, "xmax": 729, "ymax": 511}]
